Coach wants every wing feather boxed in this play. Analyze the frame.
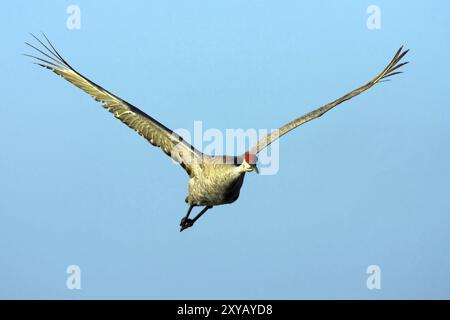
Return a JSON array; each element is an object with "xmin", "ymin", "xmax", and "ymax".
[
  {"xmin": 248, "ymin": 47, "xmax": 409, "ymax": 155},
  {"xmin": 26, "ymin": 34, "xmax": 203, "ymax": 176}
]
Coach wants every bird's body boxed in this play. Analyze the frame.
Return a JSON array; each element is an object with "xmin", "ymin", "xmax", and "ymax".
[
  {"xmin": 187, "ymin": 159, "xmax": 246, "ymax": 206},
  {"xmin": 25, "ymin": 34, "xmax": 409, "ymax": 231}
]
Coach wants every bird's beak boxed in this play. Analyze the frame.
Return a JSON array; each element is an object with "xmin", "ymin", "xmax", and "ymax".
[{"xmin": 242, "ymin": 161, "xmax": 259, "ymax": 174}]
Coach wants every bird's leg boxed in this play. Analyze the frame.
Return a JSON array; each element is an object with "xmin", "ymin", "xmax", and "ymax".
[
  {"xmin": 180, "ymin": 205, "xmax": 212, "ymax": 232},
  {"xmin": 191, "ymin": 205, "xmax": 212, "ymax": 224},
  {"xmin": 179, "ymin": 204, "xmax": 194, "ymax": 228}
]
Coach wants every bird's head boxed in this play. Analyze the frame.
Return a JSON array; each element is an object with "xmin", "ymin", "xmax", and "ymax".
[{"xmin": 240, "ymin": 152, "xmax": 259, "ymax": 174}]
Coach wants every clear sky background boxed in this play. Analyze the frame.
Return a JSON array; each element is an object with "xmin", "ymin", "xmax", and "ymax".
[{"xmin": 1, "ymin": 1, "xmax": 449, "ymax": 299}]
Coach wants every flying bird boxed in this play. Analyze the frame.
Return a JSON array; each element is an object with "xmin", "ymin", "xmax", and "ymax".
[{"xmin": 25, "ymin": 34, "xmax": 409, "ymax": 231}]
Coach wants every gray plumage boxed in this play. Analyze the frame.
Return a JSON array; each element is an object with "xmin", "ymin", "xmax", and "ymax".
[
  {"xmin": 187, "ymin": 156, "xmax": 247, "ymax": 206},
  {"xmin": 25, "ymin": 34, "xmax": 409, "ymax": 231}
]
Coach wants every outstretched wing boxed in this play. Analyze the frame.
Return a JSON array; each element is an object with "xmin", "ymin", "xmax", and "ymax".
[
  {"xmin": 248, "ymin": 47, "xmax": 409, "ymax": 155},
  {"xmin": 25, "ymin": 34, "xmax": 204, "ymax": 176}
]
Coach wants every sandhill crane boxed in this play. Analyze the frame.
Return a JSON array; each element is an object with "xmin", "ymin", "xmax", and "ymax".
[{"xmin": 25, "ymin": 34, "xmax": 409, "ymax": 231}]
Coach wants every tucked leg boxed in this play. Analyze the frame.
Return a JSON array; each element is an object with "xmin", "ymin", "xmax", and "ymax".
[
  {"xmin": 179, "ymin": 204, "xmax": 194, "ymax": 226},
  {"xmin": 180, "ymin": 205, "xmax": 212, "ymax": 232},
  {"xmin": 191, "ymin": 205, "xmax": 212, "ymax": 223}
]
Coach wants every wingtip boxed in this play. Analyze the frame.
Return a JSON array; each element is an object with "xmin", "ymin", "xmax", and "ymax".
[
  {"xmin": 41, "ymin": 32, "xmax": 50, "ymax": 42},
  {"xmin": 31, "ymin": 61, "xmax": 49, "ymax": 69}
]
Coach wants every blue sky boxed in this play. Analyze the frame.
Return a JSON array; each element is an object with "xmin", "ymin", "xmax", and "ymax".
[{"xmin": 1, "ymin": 0, "xmax": 449, "ymax": 299}]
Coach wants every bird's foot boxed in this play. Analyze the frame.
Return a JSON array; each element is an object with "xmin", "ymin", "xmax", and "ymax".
[{"xmin": 180, "ymin": 217, "xmax": 194, "ymax": 232}]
